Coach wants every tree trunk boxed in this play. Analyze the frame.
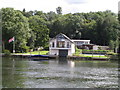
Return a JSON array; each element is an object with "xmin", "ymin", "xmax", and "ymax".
[{"xmin": 2, "ymin": 41, "xmax": 5, "ymax": 51}]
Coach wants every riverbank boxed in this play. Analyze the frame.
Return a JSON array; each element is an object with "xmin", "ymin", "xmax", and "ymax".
[
  {"xmin": 2, "ymin": 50, "xmax": 115, "ymax": 60},
  {"xmin": 15, "ymin": 50, "xmax": 49, "ymax": 55},
  {"xmin": 2, "ymin": 53, "xmax": 110, "ymax": 60}
]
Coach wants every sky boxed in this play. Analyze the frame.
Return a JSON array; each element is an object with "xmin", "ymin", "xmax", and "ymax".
[{"xmin": 0, "ymin": 0, "xmax": 120, "ymax": 14}]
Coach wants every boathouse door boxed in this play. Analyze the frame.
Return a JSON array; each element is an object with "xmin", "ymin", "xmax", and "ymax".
[{"xmin": 59, "ymin": 49, "xmax": 68, "ymax": 57}]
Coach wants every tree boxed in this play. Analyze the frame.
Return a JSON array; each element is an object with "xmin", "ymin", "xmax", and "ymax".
[
  {"xmin": 27, "ymin": 30, "xmax": 36, "ymax": 49},
  {"xmin": 56, "ymin": 7, "xmax": 62, "ymax": 14},
  {"xmin": 23, "ymin": 8, "xmax": 26, "ymax": 13},
  {"xmin": 46, "ymin": 11, "xmax": 57, "ymax": 21},
  {"xmin": 2, "ymin": 8, "xmax": 31, "ymax": 52},
  {"xmin": 63, "ymin": 14, "xmax": 83, "ymax": 39},
  {"xmin": 2, "ymin": 7, "xmax": 120, "ymax": 53},
  {"xmin": 118, "ymin": 6, "xmax": 120, "ymax": 53},
  {"xmin": 89, "ymin": 11, "xmax": 119, "ymax": 46},
  {"xmin": 23, "ymin": 10, "xmax": 34, "ymax": 17},
  {"xmin": 29, "ymin": 15, "xmax": 49, "ymax": 48}
]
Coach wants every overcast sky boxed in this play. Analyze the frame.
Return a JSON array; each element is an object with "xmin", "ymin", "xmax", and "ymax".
[{"xmin": 0, "ymin": 0, "xmax": 120, "ymax": 14}]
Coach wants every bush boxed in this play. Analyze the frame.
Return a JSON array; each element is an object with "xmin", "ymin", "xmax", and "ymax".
[
  {"xmin": 3, "ymin": 49, "xmax": 11, "ymax": 56},
  {"xmin": 75, "ymin": 48, "xmax": 82, "ymax": 54},
  {"xmin": 107, "ymin": 52, "xmax": 116, "ymax": 55},
  {"xmin": 82, "ymin": 49, "xmax": 114, "ymax": 54},
  {"xmin": 21, "ymin": 46, "xmax": 30, "ymax": 53},
  {"xmin": 110, "ymin": 55, "xmax": 119, "ymax": 60},
  {"xmin": 43, "ymin": 45, "xmax": 49, "ymax": 50}
]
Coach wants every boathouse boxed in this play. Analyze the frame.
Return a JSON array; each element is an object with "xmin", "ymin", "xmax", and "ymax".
[
  {"xmin": 49, "ymin": 33, "xmax": 92, "ymax": 57},
  {"xmin": 49, "ymin": 33, "xmax": 75, "ymax": 57}
]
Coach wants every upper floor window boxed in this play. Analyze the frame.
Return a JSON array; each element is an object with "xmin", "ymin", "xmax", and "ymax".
[
  {"xmin": 85, "ymin": 42, "xmax": 88, "ymax": 44},
  {"xmin": 52, "ymin": 42, "xmax": 54, "ymax": 47},
  {"xmin": 67, "ymin": 42, "xmax": 70, "ymax": 48},
  {"xmin": 57, "ymin": 41, "xmax": 65, "ymax": 48}
]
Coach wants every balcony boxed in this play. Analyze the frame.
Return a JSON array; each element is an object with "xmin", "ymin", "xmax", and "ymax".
[
  {"xmin": 50, "ymin": 47, "xmax": 71, "ymax": 50},
  {"xmin": 50, "ymin": 41, "xmax": 71, "ymax": 49},
  {"xmin": 50, "ymin": 45, "xmax": 71, "ymax": 49}
]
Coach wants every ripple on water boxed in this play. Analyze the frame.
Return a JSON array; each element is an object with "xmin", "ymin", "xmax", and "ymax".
[{"xmin": 3, "ymin": 57, "xmax": 119, "ymax": 88}]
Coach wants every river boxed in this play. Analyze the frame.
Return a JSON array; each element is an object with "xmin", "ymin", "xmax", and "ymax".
[{"xmin": 2, "ymin": 57, "xmax": 119, "ymax": 88}]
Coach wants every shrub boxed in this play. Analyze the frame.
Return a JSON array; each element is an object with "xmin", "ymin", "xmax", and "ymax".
[
  {"xmin": 75, "ymin": 48, "xmax": 82, "ymax": 55},
  {"xmin": 44, "ymin": 45, "xmax": 49, "ymax": 50},
  {"xmin": 3, "ymin": 49, "xmax": 11, "ymax": 56},
  {"xmin": 21, "ymin": 46, "xmax": 30, "ymax": 53}
]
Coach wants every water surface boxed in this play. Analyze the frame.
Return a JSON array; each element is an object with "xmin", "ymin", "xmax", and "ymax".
[{"xmin": 2, "ymin": 57, "xmax": 118, "ymax": 88}]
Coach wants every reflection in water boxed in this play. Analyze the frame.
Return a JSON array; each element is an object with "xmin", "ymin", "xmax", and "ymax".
[
  {"xmin": 2, "ymin": 57, "xmax": 119, "ymax": 88},
  {"xmin": 58, "ymin": 57, "xmax": 68, "ymax": 65},
  {"xmin": 68, "ymin": 61, "xmax": 75, "ymax": 68},
  {"xmin": 58, "ymin": 57, "xmax": 75, "ymax": 68},
  {"xmin": 2, "ymin": 58, "xmax": 28, "ymax": 88}
]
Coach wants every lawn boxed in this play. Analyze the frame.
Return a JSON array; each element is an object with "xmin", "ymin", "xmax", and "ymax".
[
  {"xmin": 73, "ymin": 54, "xmax": 109, "ymax": 58},
  {"xmin": 14, "ymin": 50, "xmax": 109, "ymax": 58},
  {"xmin": 74, "ymin": 49, "xmax": 110, "ymax": 58},
  {"xmin": 15, "ymin": 51, "xmax": 49, "ymax": 55}
]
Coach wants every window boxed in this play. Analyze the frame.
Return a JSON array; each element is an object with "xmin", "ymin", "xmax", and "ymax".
[
  {"xmin": 57, "ymin": 41, "xmax": 65, "ymax": 48},
  {"xmin": 52, "ymin": 42, "xmax": 54, "ymax": 47},
  {"xmin": 85, "ymin": 42, "xmax": 88, "ymax": 44},
  {"xmin": 67, "ymin": 42, "xmax": 70, "ymax": 48}
]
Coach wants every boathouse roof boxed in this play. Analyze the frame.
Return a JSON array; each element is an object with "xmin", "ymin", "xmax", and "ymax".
[{"xmin": 50, "ymin": 33, "xmax": 74, "ymax": 43}]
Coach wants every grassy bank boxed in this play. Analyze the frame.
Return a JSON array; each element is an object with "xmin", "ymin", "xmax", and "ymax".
[
  {"xmin": 15, "ymin": 51, "xmax": 49, "ymax": 55},
  {"xmin": 14, "ymin": 50, "xmax": 108, "ymax": 58},
  {"xmin": 73, "ymin": 48, "xmax": 114, "ymax": 58},
  {"xmin": 73, "ymin": 54, "xmax": 109, "ymax": 58}
]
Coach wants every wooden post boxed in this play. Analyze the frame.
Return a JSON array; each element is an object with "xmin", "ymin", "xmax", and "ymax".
[{"xmin": 92, "ymin": 50, "xmax": 93, "ymax": 58}]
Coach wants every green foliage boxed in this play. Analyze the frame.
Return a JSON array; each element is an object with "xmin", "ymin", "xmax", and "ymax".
[
  {"xmin": 2, "ymin": 8, "xmax": 30, "ymax": 52},
  {"xmin": 75, "ymin": 48, "xmax": 82, "ymax": 54},
  {"xmin": 3, "ymin": 49, "xmax": 11, "ymax": 56},
  {"xmin": 21, "ymin": 46, "xmax": 30, "ymax": 53},
  {"xmin": 16, "ymin": 50, "xmax": 49, "ymax": 55},
  {"xmin": 109, "ymin": 40, "xmax": 115, "ymax": 50},
  {"xmin": 56, "ymin": 7, "xmax": 62, "ymax": 14},
  {"xmin": 1, "ymin": 7, "xmax": 120, "ymax": 53},
  {"xmin": 43, "ymin": 44, "xmax": 49, "ymax": 50},
  {"xmin": 82, "ymin": 49, "xmax": 114, "ymax": 54},
  {"xmin": 118, "ymin": 12, "xmax": 120, "ymax": 23},
  {"xmin": 28, "ymin": 15, "xmax": 49, "ymax": 47}
]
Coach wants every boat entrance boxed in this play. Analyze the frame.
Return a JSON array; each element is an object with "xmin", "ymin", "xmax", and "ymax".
[{"xmin": 59, "ymin": 49, "xmax": 68, "ymax": 57}]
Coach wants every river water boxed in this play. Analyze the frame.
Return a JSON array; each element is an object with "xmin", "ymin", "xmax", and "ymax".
[{"xmin": 2, "ymin": 57, "xmax": 119, "ymax": 88}]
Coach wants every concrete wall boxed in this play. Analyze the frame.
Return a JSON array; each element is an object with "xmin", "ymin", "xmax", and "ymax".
[
  {"xmin": 99, "ymin": 46, "xmax": 109, "ymax": 50},
  {"xmin": 93, "ymin": 46, "xmax": 99, "ymax": 50},
  {"xmin": 71, "ymin": 43, "xmax": 75, "ymax": 54},
  {"xmin": 93, "ymin": 45, "xmax": 109, "ymax": 50},
  {"xmin": 49, "ymin": 49, "xmax": 59, "ymax": 55},
  {"xmin": 49, "ymin": 49, "xmax": 74, "ymax": 56}
]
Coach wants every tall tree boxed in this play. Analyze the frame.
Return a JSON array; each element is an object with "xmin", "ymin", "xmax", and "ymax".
[
  {"xmin": 2, "ymin": 8, "xmax": 31, "ymax": 52},
  {"xmin": 56, "ymin": 7, "xmax": 62, "ymax": 14},
  {"xmin": 29, "ymin": 15, "xmax": 49, "ymax": 48},
  {"xmin": 118, "ymin": 4, "xmax": 120, "ymax": 53}
]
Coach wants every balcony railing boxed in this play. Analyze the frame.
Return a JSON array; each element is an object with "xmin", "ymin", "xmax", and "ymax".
[{"xmin": 50, "ymin": 46, "xmax": 71, "ymax": 49}]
